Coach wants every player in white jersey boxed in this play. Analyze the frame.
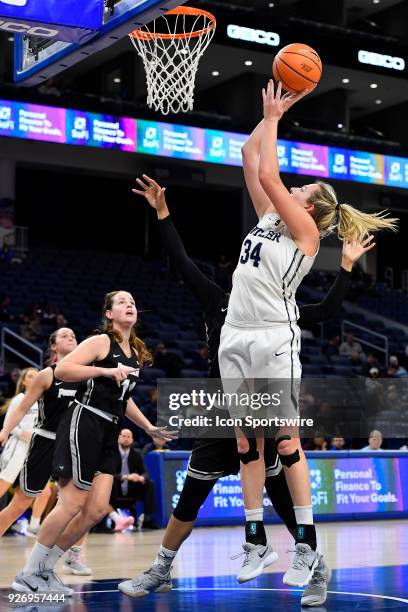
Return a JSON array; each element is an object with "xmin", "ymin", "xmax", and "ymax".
[{"xmin": 219, "ymin": 80, "xmax": 398, "ymax": 590}]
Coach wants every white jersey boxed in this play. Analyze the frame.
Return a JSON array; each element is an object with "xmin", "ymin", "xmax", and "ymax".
[
  {"xmin": 0, "ymin": 392, "xmax": 38, "ymax": 481},
  {"xmin": 226, "ymin": 212, "xmax": 317, "ymax": 327},
  {"xmin": 3, "ymin": 392, "xmax": 38, "ymax": 435}
]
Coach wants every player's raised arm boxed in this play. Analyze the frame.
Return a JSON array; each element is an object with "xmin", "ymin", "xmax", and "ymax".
[
  {"xmin": 132, "ymin": 174, "xmax": 225, "ymax": 312},
  {"xmin": 258, "ymin": 80, "xmax": 318, "ymax": 256},
  {"xmin": 241, "ymin": 120, "xmax": 276, "ymax": 219}
]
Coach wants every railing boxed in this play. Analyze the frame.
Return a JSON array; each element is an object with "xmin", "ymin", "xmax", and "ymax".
[
  {"xmin": 0, "ymin": 327, "xmax": 43, "ymax": 370},
  {"xmin": 341, "ymin": 320, "xmax": 389, "ymax": 365}
]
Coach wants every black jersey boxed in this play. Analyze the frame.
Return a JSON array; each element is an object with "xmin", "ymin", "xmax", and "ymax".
[
  {"xmin": 36, "ymin": 365, "xmax": 78, "ymax": 434},
  {"xmin": 75, "ymin": 337, "xmax": 140, "ymax": 418},
  {"xmin": 158, "ymin": 216, "xmax": 352, "ymax": 378}
]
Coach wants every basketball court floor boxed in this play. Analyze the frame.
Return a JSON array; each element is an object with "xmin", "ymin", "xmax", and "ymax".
[{"xmin": 1, "ymin": 520, "xmax": 407, "ymax": 610}]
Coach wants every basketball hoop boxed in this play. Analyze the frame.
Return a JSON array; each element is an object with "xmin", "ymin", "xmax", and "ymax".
[{"xmin": 129, "ymin": 6, "xmax": 216, "ymax": 115}]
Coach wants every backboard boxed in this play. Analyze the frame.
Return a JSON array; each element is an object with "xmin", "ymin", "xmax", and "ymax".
[{"xmin": 14, "ymin": 0, "xmax": 187, "ymax": 86}]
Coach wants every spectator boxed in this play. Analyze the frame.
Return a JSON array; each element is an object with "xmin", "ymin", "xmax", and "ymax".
[
  {"xmin": 360, "ymin": 430, "xmax": 384, "ymax": 451},
  {"xmin": 363, "ymin": 353, "xmax": 380, "ymax": 377},
  {"xmin": 339, "ymin": 333, "xmax": 364, "ymax": 363},
  {"xmin": 142, "ymin": 436, "xmax": 172, "ymax": 458},
  {"xmin": 109, "ymin": 429, "xmax": 157, "ymax": 530},
  {"xmin": 42, "ymin": 303, "xmax": 58, "ymax": 323},
  {"xmin": 323, "ymin": 335, "xmax": 340, "ymax": 360},
  {"xmin": 331, "ymin": 436, "xmax": 347, "ymax": 450},
  {"xmin": 191, "ymin": 342, "xmax": 209, "ymax": 371},
  {"xmin": 388, "ymin": 356, "xmax": 407, "ymax": 378},
  {"xmin": 154, "ymin": 342, "xmax": 184, "ymax": 378},
  {"xmin": 3, "ymin": 368, "xmax": 21, "ymax": 398},
  {"xmin": 0, "ymin": 244, "xmax": 14, "ymax": 264},
  {"xmin": 365, "ymin": 367, "xmax": 383, "ymax": 412},
  {"xmin": 20, "ymin": 312, "xmax": 42, "ymax": 343},
  {"xmin": 0, "ymin": 296, "xmax": 15, "ymax": 322},
  {"xmin": 55, "ymin": 313, "xmax": 68, "ymax": 330},
  {"xmin": 303, "ymin": 432, "xmax": 329, "ymax": 451}
]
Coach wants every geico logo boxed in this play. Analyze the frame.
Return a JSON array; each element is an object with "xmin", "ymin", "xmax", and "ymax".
[
  {"xmin": 0, "ymin": 0, "xmax": 27, "ymax": 6},
  {"xmin": 227, "ymin": 24, "xmax": 280, "ymax": 47},
  {"xmin": 0, "ymin": 21, "xmax": 58, "ymax": 37},
  {"xmin": 358, "ymin": 50, "xmax": 405, "ymax": 71}
]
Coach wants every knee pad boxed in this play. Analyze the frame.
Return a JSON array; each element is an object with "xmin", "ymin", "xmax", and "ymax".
[
  {"xmin": 239, "ymin": 437, "xmax": 259, "ymax": 465},
  {"xmin": 172, "ymin": 476, "xmax": 215, "ymax": 522},
  {"xmin": 173, "ymin": 501, "xmax": 199, "ymax": 523},
  {"xmin": 276, "ymin": 435, "xmax": 300, "ymax": 468}
]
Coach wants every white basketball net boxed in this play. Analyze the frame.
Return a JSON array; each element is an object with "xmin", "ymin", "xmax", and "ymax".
[{"xmin": 129, "ymin": 8, "xmax": 216, "ymax": 115}]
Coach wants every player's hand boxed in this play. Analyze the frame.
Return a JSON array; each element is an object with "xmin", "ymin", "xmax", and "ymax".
[
  {"xmin": 262, "ymin": 79, "xmax": 313, "ymax": 122},
  {"xmin": 342, "ymin": 235, "xmax": 375, "ymax": 271},
  {"xmin": 146, "ymin": 425, "xmax": 178, "ymax": 442},
  {"xmin": 133, "ymin": 175, "xmax": 168, "ymax": 213},
  {"xmin": 20, "ymin": 431, "xmax": 32, "ymax": 443},
  {"xmin": 0, "ymin": 429, "xmax": 9, "ymax": 446},
  {"xmin": 101, "ymin": 366, "xmax": 138, "ymax": 387}
]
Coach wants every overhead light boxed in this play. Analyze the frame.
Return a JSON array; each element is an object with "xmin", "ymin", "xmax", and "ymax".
[
  {"xmin": 212, "ymin": 70, "xmax": 220, "ymax": 76},
  {"xmin": 245, "ymin": 60, "xmax": 253, "ymax": 66},
  {"xmin": 342, "ymin": 78, "xmax": 350, "ymax": 84},
  {"xmin": 375, "ymin": 99, "xmax": 382, "ymax": 104},
  {"xmin": 113, "ymin": 77, "xmax": 121, "ymax": 83},
  {"xmin": 373, "ymin": 0, "xmax": 380, "ymax": 4},
  {"xmin": 337, "ymin": 123, "xmax": 343, "ymax": 129},
  {"xmin": 370, "ymin": 83, "xmax": 378, "ymax": 88},
  {"xmin": 268, "ymin": 2, "xmax": 275, "ymax": 6}
]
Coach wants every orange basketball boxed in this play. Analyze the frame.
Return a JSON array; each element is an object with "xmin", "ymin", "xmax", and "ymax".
[{"xmin": 273, "ymin": 43, "xmax": 322, "ymax": 93}]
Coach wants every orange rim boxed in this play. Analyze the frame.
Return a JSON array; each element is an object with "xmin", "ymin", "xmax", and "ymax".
[{"xmin": 129, "ymin": 6, "xmax": 216, "ymax": 41}]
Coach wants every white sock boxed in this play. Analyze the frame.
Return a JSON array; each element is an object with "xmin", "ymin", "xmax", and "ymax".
[
  {"xmin": 293, "ymin": 505, "xmax": 314, "ymax": 525},
  {"xmin": 29, "ymin": 516, "xmax": 40, "ymax": 530},
  {"xmin": 45, "ymin": 545, "xmax": 65, "ymax": 570},
  {"xmin": 23, "ymin": 542, "xmax": 52, "ymax": 574},
  {"xmin": 155, "ymin": 545, "xmax": 177, "ymax": 567},
  {"xmin": 109, "ymin": 510, "xmax": 121, "ymax": 523},
  {"xmin": 245, "ymin": 508, "xmax": 263, "ymax": 523}
]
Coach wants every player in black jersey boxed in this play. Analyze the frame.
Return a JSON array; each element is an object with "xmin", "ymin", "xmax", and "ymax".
[
  {"xmin": 0, "ymin": 329, "xmax": 93, "ymax": 586},
  {"xmin": 118, "ymin": 176, "xmax": 373, "ymax": 603},
  {"xmin": 12, "ymin": 291, "xmax": 175, "ymax": 596},
  {"xmin": 0, "ymin": 328, "xmax": 77, "ymax": 536}
]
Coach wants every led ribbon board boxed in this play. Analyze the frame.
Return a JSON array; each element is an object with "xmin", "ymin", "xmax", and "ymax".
[{"xmin": 1, "ymin": 98, "xmax": 408, "ymax": 189}]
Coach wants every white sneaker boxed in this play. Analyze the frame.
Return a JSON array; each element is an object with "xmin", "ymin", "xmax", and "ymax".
[
  {"xmin": 232, "ymin": 543, "xmax": 278, "ymax": 584},
  {"xmin": 118, "ymin": 564, "xmax": 173, "ymax": 598},
  {"xmin": 301, "ymin": 555, "xmax": 332, "ymax": 606},
  {"xmin": 13, "ymin": 572, "xmax": 50, "ymax": 593},
  {"xmin": 63, "ymin": 547, "xmax": 92, "ymax": 576},
  {"xmin": 283, "ymin": 543, "xmax": 319, "ymax": 587}
]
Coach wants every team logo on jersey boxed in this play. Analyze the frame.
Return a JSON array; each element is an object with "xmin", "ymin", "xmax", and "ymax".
[{"xmin": 58, "ymin": 389, "xmax": 77, "ymax": 399}]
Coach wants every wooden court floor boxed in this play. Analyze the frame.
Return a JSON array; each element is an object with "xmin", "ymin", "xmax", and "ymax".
[{"xmin": 1, "ymin": 520, "xmax": 407, "ymax": 610}]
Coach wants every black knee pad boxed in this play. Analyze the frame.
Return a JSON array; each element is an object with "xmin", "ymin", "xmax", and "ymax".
[
  {"xmin": 239, "ymin": 437, "xmax": 259, "ymax": 465},
  {"xmin": 172, "ymin": 476, "xmax": 215, "ymax": 522},
  {"xmin": 276, "ymin": 435, "xmax": 300, "ymax": 468}
]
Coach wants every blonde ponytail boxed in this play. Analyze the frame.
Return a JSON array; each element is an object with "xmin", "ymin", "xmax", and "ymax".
[
  {"xmin": 337, "ymin": 204, "xmax": 398, "ymax": 241},
  {"xmin": 308, "ymin": 181, "xmax": 398, "ymax": 240}
]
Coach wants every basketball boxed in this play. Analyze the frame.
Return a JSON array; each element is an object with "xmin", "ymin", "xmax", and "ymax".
[{"xmin": 273, "ymin": 43, "xmax": 322, "ymax": 93}]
